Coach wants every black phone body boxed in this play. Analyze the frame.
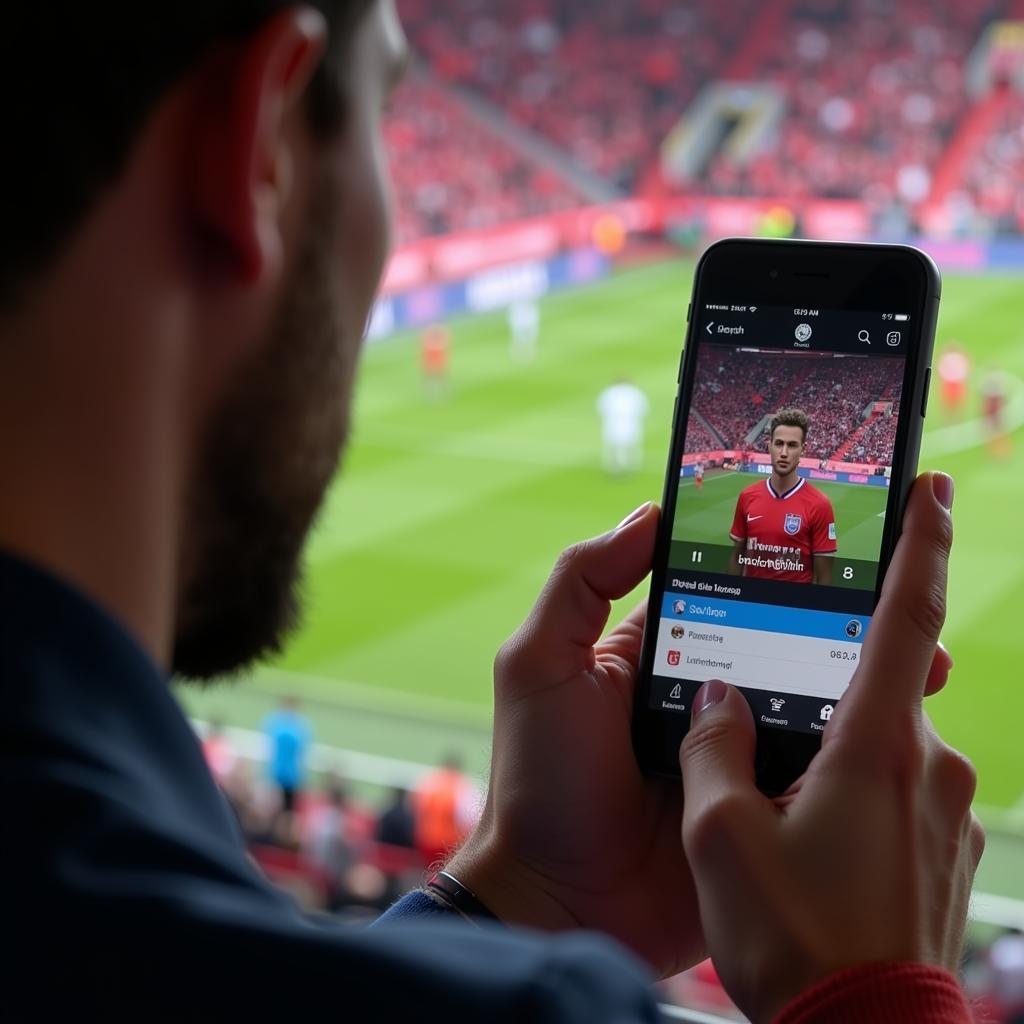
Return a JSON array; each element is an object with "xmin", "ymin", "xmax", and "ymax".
[{"xmin": 632, "ymin": 238, "xmax": 940, "ymax": 795}]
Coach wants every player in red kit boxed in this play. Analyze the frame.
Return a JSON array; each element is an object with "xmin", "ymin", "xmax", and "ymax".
[
  {"xmin": 421, "ymin": 323, "xmax": 451, "ymax": 400},
  {"xmin": 728, "ymin": 408, "xmax": 837, "ymax": 584},
  {"xmin": 694, "ymin": 460, "xmax": 704, "ymax": 491}
]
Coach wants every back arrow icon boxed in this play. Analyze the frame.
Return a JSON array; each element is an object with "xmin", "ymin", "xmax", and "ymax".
[{"xmin": 706, "ymin": 321, "xmax": 714, "ymax": 334}]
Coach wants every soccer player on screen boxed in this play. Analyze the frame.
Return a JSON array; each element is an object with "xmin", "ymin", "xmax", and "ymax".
[{"xmin": 728, "ymin": 408, "xmax": 837, "ymax": 585}]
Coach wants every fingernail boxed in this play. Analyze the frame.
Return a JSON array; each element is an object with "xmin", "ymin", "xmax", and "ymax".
[
  {"xmin": 693, "ymin": 679, "xmax": 728, "ymax": 721},
  {"xmin": 933, "ymin": 472, "xmax": 954, "ymax": 511},
  {"xmin": 616, "ymin": 501, "xmax": 652, "ymax": 531}
]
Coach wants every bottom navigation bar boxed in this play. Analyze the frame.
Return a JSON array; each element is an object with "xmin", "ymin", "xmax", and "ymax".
[{"xmin": 649, "ymin": 675, "xmax": 841, "ymax": 737}]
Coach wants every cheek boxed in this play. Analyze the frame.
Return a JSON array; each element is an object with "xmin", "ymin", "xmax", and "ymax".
[{"xmin": 336, "ymin": 119, "xmax": 393, "ymax": 330}]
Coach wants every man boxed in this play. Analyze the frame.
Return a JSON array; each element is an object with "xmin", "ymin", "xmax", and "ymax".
[
  {"xmin": 1, "ymin": 3, "xmax": 981, "ymax": 1022},
  {"xmin": 694, "ymin": 460, "xmax": 705, "ymax": 491},
  {"xmin": 937, "ymin": 343, "xmax": 971, "ymax": 419},
  {"xmin": 412, "ymin": 753, "xmax": 477, "ymax": 865},
  {"xmin": 729, "ymin": 408, "xmax": 838, "ymax": 585},
  {"xmin": 507, "ymin": 296, "xmax": 540, "ymax": 362},
  {"xmin": 420, "ymin": 321, "xmax": 451, "ymax": 399},
  {"xmin": 598, "ymin": 377, "xmax": 650, "ymax": 474},
  {"xmin": 263, "ymin": 695, "xmax": 313, "ymax": 812},
  {"xmin": 981, "ymin": 368, "xmax": 1012, "ymax": 458}
]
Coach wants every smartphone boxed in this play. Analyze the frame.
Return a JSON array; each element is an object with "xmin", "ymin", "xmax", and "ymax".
[{"xmin": 632, "ymin": 238, "xmax": 940, "ymax": 795}]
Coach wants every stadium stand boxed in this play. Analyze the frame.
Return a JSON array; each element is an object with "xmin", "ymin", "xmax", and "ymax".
[
  {"xmin": 385, "ymin": 76, "xmax": 587, "ymax": 242},
  {"xmin": 385, "ymin": 0, "xmax": 1024, "ymax": 241},
  {"xmin": 686, "ymin": 351, "xmax": 903, "ymax": 462},
  {"xmin": 396, "ymin": 0, "xmax": 763, "ymax": 190},
  {"xmin": 700, "ymin": 0, "xmax": 993, "ymax": 204},
  {"xmin": 957, "ymin": 91, "xmax": 1024, "ymax": 236},
  {"xmin": 681, "ymin": 415, "xmax": 722, "ymax": 454}
]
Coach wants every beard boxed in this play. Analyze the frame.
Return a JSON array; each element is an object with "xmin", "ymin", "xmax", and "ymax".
[{"xmin": 172, "ymin": 172, "xmax": 359, "ymax": 681}]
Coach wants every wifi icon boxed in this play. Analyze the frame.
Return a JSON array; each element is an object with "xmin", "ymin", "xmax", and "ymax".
[{"xmin": 750, "ymin": 306, "xmax": 758, "ymax": 312}]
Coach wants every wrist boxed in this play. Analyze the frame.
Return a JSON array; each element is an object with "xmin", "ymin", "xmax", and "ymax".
[
  {"xmin": 771, "ymin": 962, "xmax": 970, "ymax": 1024},
  {"xmin": 445, "ymin": 822, "xmax": 579, "ymax": 933}
]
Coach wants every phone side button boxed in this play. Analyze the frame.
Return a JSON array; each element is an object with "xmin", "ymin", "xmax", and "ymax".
[
  {"xmin": 921, "ymin": 367, "xmax": 931, "ymax": 417},
  {"xmin": 686, "ymin": 302, "xmax": 691, "ymax": 323}
]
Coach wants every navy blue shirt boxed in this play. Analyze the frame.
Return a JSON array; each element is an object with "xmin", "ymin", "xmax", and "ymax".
[{"xmin": 0, "ymin": 552, "xmax": 659, "ymax": 1021}]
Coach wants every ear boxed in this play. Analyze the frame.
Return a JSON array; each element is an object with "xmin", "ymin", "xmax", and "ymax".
[{"xmin": 187, "ymin": 8, "xmax": 328, "ymax": 284}]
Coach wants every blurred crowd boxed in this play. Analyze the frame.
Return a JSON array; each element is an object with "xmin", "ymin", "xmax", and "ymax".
[
  {"xmin": 385, "ymin": 77, "xmax": 585, "ymax": 243},
  {"xmin": 200, "ymin": 708, "xmax": 480, "ymax": 921},
  {"xmin": 681, "ymin": 416, "xmax": 720, "ymax": 456},
  {"xmin": 379, "ymin": 0, "xmax": 1024, "ymax": 243},
  {"xmin": 397, "ymin": 0, "xmax": 760, "ymax": 191},
  {"xmin": 959, "ymin": 92, "xmax": 1024, "ymax": 236},
  {"xmin": 704, "ymin": 0, "xmax": 988, "ymax": 209},
  {"xmin": 200, "ymin": 711, "xmax": 1024, "ymax": 1021},
  {"xmin": 687, "ymin": 351, "xmax": 903, "ymax": 464}
]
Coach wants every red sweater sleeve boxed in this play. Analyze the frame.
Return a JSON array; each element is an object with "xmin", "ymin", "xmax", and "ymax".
[{"xmin": 773, "ymin": 962, "xmax": 973, "ymax": 1024}]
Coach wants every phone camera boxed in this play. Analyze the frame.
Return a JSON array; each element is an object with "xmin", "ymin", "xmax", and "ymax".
[{"xmin": 769, "ymin": 269, "xmax": 780, "ymax": 279}]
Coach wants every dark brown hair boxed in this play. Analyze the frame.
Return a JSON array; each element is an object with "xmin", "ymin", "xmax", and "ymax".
[
  {"xmin": 0, "ymin": 1, "xmax": 374, "ymax": 311},
  {"xmin": 769, "ymin": 408, "xmax": 810, "ymax": 442}
]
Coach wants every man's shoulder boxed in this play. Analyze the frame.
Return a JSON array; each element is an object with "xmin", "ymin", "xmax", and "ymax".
[{"xmin": 801, "ymin": 481, "xmax": 835, "ymax": 511}]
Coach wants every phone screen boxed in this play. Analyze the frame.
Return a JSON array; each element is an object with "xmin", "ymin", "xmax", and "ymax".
[{"xmin": 649, "ymin": 303, "xmax": 915, "ymax": 736}]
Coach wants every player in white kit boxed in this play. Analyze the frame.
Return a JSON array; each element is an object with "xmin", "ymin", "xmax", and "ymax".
[
  {"xmin": 508, "ymin": 298, "xmax": 540, "ymax": 362},
  {"xmin": 597, "ymin": 379, "xmax": 650, "ymax": 474}
]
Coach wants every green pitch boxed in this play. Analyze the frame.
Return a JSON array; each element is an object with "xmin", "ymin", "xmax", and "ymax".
[
  {"xmin": 178, "ymin": 259, "xmax": 1024, "ymax": 819},
  {"xmin": 671, "ymin": 472, "xmax": 888, "ymax": 588}
]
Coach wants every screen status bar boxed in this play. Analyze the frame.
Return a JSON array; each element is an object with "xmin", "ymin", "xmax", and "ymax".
[{"xmin": 698, "ymin": 304, "xmax": 911, "ymax": 357}]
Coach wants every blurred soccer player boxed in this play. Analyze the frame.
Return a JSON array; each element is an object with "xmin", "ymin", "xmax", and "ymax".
[
  {"xmin": 728, "ymin": 408, "xmax": 837, "ymax": 585},
  {"xmin": 937, "ymin": 344, "xmax": 971, "ymax": 419},
  {"xmin": 981, "ymin": 368, "xmax": 1012, "ymax": 458},
  {"xmin": 508, "ymin": 297, "xmax": 540, "ymax": 362},
  {"xmin": 597, "ymin": 378, "xmax": 649, "ymax": 474},
  {"xmin": 694, "ymin": 459, "xmax": 705, "ymax": 491},
  {"xmin": 420, "ymin": 322, "xmax": 451, "ymax": 399}
]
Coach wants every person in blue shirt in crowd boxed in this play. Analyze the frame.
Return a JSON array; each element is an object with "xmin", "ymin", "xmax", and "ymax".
[
  {"xmin": 0, "ymin": 2, "xmax": 983, "ymax": 1022},
  {"xmin": 263, "ymin": 695, "xmax": 313, "ymax": 812}
]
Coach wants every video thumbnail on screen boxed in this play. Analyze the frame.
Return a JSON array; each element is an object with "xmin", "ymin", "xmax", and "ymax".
[{"xmin": 672, "ymin": 344, "xmax": 905, "ymax": 593}]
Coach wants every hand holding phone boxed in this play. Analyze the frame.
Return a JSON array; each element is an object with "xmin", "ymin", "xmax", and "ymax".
[
  {"xmin": 679, "ymin": 473, "xmax": 984, "ymax": 1023},
  {"xmin": 633, "ymin": 239, "xmax": 942, "ymax": 793},
  {"xmin": 447, "ymin": 502, "xmax": 705, "ymax": 978}
]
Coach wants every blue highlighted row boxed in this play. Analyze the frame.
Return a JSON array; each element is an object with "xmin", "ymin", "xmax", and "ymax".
[{"xmin": 661, "ymin": 592, "xmax": 870, "ymax": 644}]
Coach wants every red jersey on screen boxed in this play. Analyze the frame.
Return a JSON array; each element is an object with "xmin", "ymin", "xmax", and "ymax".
[{"xmin": 730, "ymin": 477, "xmax": 837, "ymax": 583}]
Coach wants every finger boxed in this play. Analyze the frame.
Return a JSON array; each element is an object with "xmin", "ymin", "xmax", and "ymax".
[
  {"xmin": 924, "ymin": 641, "xmax": 953, "ymax": 698},
  {"xmin": 495, "ymin": 502, "xmax": 658, "ymax": 692},
  {"xmin": 595, "ymin": 600, "xmax": 649, "ymax": 661},
  {"xmin": 839, "ymin": 473, "xmax": 953, "ymax": 727},
  {"xmin": 680, "ymin": 682, "xmax": 773, "ymax": 866}
]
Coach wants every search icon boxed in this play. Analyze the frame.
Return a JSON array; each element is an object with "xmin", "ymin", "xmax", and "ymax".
[{"xmin": 858, "ymin": 330, "xmax": 871, "ymax": 344}]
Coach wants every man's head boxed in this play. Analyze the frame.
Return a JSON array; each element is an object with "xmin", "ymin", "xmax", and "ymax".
[
  {"xmin": 768, "ymin": 408, "xmax": 809, "ymax": 477},
  {"xmin": 0, "ymin": 3, "xmax": 408, "ymax": 679}
]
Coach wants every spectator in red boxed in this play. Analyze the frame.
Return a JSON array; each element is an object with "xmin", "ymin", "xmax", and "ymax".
[{"xmin": 412, "ymin": 753, "xmax": 477, "ymax": 865}]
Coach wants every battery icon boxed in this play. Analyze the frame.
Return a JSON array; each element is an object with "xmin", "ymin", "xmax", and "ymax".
[{"xmin": 894, "ymin": 313, "xmax": 909, "ymax": 321}]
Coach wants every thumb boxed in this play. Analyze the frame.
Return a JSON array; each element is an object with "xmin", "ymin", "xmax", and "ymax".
[
  {"xmin": 680, "ymin": 682, "xmax": 772, "ymax": 862},
  {"xmin": 495, "ymin": 502, "xmax": 658, "ymax": 692}
]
